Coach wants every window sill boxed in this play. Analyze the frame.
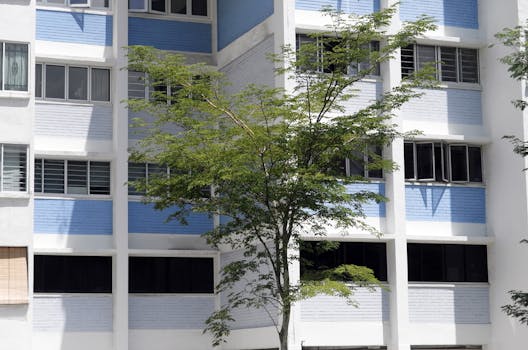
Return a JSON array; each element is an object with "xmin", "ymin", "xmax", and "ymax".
[
  {"xmin": 128, "ymin": 12, "xmax": 212, "ymax": 24},
  {"xmin": 34, "ymin": 194, "xmax": 112, "ymax": 200},
  {"xmin": 0, "ymin": 91, "xmax": 30, "ymax": 100},
  {"xmin": 408, "ymin": 282, "xmax": 489, "ymax": 288},
  {"xmin": 0, "ymin": 192, "xmax": 30, "ymax": 200},
  {"xmin": 405, "ymin": 181, "xmax": 485, "ymax": 188},
  {"xmin": 33, "ymin": 293, "xmax": 113, "ymax": 297},
  {"xmin": 36, "ymin": 5, "xmax": 112, "ymax": 16},
  {"xmin": 35, "ymin": 99, "xmax": 112, "ymax": 107},
  {"xmin": 129, "ymin": 293, "xmax": 215, "ymax": 297},
  {"xmin": 433, "ymin": 82, "xmax": 481, "ymax": 91}
]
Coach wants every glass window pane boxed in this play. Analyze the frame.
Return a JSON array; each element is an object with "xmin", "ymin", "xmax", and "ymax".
[
  {"xmin": 170, "ymin": 0, "xmax": 186, "ymax": 13},
  {"xmin": 444, "ymin": 244, "xmax": 465, "ymax": 282},
  {"xmin": 0, "ymin": 44, "xmax": 3, "ymax": 90},
  {"xmin": 34, "ymin": 159, "xmax": 43, "ymax": 193},
  {"xmin": 416, "ymin": 143, "xmax": 434, "ymax": 180},
  {"xmin": 128, "ymin": 71, "xmax": 146, "ymax": 99},
  {"xmin": 327, "ymin": 156, "xmax": 347, "ymax": 177},
  {"xmin": 90, "ymin": 161, "xmax": 110, "ymax": 195},
  {"xmin": 440, "ymin": 46, "xmax": 457, "ymax": 82},
  {"xmin": 151, "ymin": 0, "xmax": 165, "ymax": 12},
  {"xmin": 465, "ymin": 245, "xmax": 488, "ymax": 282},
  {"xmin": 67, "ymin": 161, "xmax": 88, "ymax": 194},
  {"xmin": 4, "ymin": 43, "xmax": 28, "ymax": 91},
  {"xmin": 434, "ymin": 143, "xmax": 444, "ymax": 182},
  {"xmin": 404, "ymin": 142, "xmax": 415, "ymax": 179},
  {"xmin": 367, "ymin": 145, "xmax": 383, "ymax": 178},
  {"xmin": 468, "ymin": 146, "xmax": 483, "ymax": 182},
  {"xmin": 35, "ymin": 64, "xmax": 42, "ymax": 98},
  {"xmin": 348, "ymin": 150, "xmax": 364, "ymax": 177},
  {"xmin": 70, "ymin": 0, "xmax": 89, "ymax": 5},
  {"xmin": 68, "ymin": 67, "xmax": 88, "ymax": 100},
  {"xmin": 91, "ymin": 68, "xmax": 110, "ymax": 102},
  {"xmin": 416, "ymin": 45, "xmax": 436, "ymax": 70},
  {"xmin": 459, "ymin": 48, "xmax": 479, "ymax": 83},
  {"xmin": 129, "ymin": 0, "xmax": 146, "ymax": 10},
  {"xmin": 420, "ymin": 244, "xmax": 444, "ymax": 281},
  {"xmin": 91, "ymin": 0, "xmax": 110, "ymax": 7},
  {"xmin": 407, "ymin": 244, "xmax": 422, "ymax": 282},
  {"xmin": 192, "ymin": 0, "xmax": 207, "ymax": 16},
  {"xmin": 43, "ymin": 159, "xmax": 65, "ymax": 193},
  {"xmin": 2, "ymin": 145, "xmax": 27, "ymax": 192},
  {"xmin": 400, "ymin": 45, "xmax": 415, "ymax": 78},
  {"xmin": 450, "ymin": 145, "xmax": 468, "ymax": 181},
  {"xmin": 128, "ymin": 162, "xmax": 146, "ymax": 195},
  {"xmin": 45, "ymin": 65, "xmax": 65, "ymax": 99}
]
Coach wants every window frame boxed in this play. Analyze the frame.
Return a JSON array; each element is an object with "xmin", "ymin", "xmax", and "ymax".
[
  {"xmin": 0, "ymin": 144, "xmax": 29, "ymax": 194},
  {"xmin": 129, "ymin": 0, "xmax": 209, "ymax": 18},
  {"xmin": 34, "ymin": 158, "xmax": 111, "ymax": 196},
  {"xmin": 404, "ymin": 141, "xmax": 483, "ymax": 184},
  {"xmin": 128, "ymin": 162, "xmax": 170, "ymax": 196},
  {"xmin": 0, "ymin": 41, "xmax": 30, "ymax": 93},
  {"xmin": 37, "ymin": 0, "xmax": 111, "ymax": 9},
  {"xmin": 37, "ymin": 63, "xmax": 111, "ymax": 103},
  {"xmin": 401, "ymin": 44, "xmax": 480, "ymax": 84}
]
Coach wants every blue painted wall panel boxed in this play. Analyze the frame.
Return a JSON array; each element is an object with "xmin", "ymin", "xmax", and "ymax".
[
  {"xmin": 217, "ymin": 0, "xmax": 274, "ymax": 50},
  {"xmin": 34, "ymin": 199, "xmax": 113, "ymax": 235},
  {"xmin": 406, "ymin": 185, "xmax": 485, "ymax": 223},
  {"xmin": 36, "ymin": 9, "xmax": 112, "ymax": 46},
  {"xmin": 346, "ymin": 183, "xmax": 386, "ymax": 217},
  {"xmin": 400, "ymin": 0, "xmax": 478, "ymax": 29},
  {"xmin": 296, "ymin": 0, "xmax": 380, "ymax": 14},
  {"xmin": 128, "ymin": 202, "xmax": 214, "ymax": 235},
  {"xmin": 129, "ymin": 17, "xmax": 211, "ymax": 53},
  {"xmin": 401, "ymin": 88, "xmax": 482, "ymax": 126}
]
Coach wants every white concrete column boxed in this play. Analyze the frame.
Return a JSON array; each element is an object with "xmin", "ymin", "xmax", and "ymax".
[
  {"xmin": 112, "ymin": 1, "xmax": 129, "ymax": 349},
  {"xmin": 380, "ymin": 1, "xmax": 410, "ymax": 350}
]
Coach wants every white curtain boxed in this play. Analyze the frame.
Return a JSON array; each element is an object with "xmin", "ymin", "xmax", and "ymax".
[{"xmin": 4, "ymin": 44, "xmax": 28, "ymax": 91}]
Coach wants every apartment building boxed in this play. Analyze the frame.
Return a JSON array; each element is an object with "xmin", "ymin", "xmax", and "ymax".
[{"xmin": 0, "ymin": 0, "xmax": 527, "ymax": 349}]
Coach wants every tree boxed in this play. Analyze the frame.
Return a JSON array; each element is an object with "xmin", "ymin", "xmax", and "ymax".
[
  {"xmin": 127, "ymin": 7, "xmax": 435, "ymax": 350},
  {"xmin": 495, "ymin": 26, "xmax": 528, "ymax": 326}
]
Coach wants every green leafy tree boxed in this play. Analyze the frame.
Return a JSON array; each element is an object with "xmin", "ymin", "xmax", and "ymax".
[
  {"xmin": 127, "ymin": 7, "xmax": 434, "ymax": 349},
  {"xmin": 495, "ymin": 27, "xmax": 528, "ymax": 325}
]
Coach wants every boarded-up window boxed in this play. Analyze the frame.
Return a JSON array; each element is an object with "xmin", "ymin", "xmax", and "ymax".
[{"xmin": 0, "ymin": 247, "xmax": 28, "ymax": 304}]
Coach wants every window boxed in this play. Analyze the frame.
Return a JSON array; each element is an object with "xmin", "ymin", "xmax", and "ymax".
[
  {"xmin": 0, "ymin": 42, "xmax": 29, "ymax": 92},
  {"xmin": 301, "ymin": 241, "xmax": 388, "ymax": 281},
  {"xmin": 128, "ymin": 70, "xmax": 187, "ymax": 104},
  {"xmin": 0, "ymin": 144, "xmax": 28, "ymax": 193},
  {"xmin": 328, "ymin": 146, "xmax": 383, "ymax": 179},
  {"xmin": 129, "ymin": 0, "xmax": 208, "ymax": 16},
  {"xmin": 36, "ymin": 64, "xmax": 111, "ymax": 102},
  {"xmin": 128, "ymin": 162, "xmax": 168, "ymax": 195},
  {"xmin": 129, "ymin": 257, "xmax": 214, "ymax": 293},
  {"xmin": 404, "ymin": 142, "xmax": 482, "ymax": 183},
  {"xmin": 401, "ymin": 44, "xmax": 479, "ymax": 83},
  {"xmin": 34, "ymin": 255, "xmax": 112, "ymax": 293},
  {"xmin": 34, "ymin": 159, "xmax": 111, "ymax": 195},
  {"xmin": 408, "ymin": 244, "xmax": 488, "ymax": 283},
  {"xmin": 37, "ymin": 0, "xmax": 110, "ymax": 9},
  {"xmin": 0, "ymin": 247, "xmax": 28, "ymax": 304},
  {"xmin": 296, "ymin": 34, "xmax": 380, "ymax": 76}
]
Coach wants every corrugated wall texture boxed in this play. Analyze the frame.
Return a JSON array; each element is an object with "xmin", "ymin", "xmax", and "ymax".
[
  {"xmin": 220, "ymin": 35, "xmax": 275, "ymax": 94},
  {"xmin": 300, "ymin": 287, "xmax": 389, "ymax": 322},
  {"xmin": 342, "ymin": 81, "xmax": 383, "ymax": 115},
  {"xmin": 346, "ymin": 183, "xmax": 386, "ymax": 218},
  {"xmin": 296, "ymin": 0, "xmax": 380, "ymax": 14},
  {"xmin": 220, "ymin": 249, "xmax": 277, "ymax": 330},
  {"xmin": 128, "ymin": 111, "xmax": 183, "ymax": 141},
  {"xmin": 129, "ymin": 296, "xmax": 215, "ymax": 329},
  {"xmin": 36, "ymin": 9, "xmax": 112, "ymax": 46},
  {"xmin": 34, "ymin": 199, "xmax": 113, "ymax": 235},
  {"xmin": 408, "ymin": 285, "xmax": 490, "ymax": 323},
  {"xmin": 217, "ymin": 0, "xmax": 274, "ymax": 50},
  {"xmin": 400, "ymin": 0, "xmax": 478, "ymax": 29},
  {"xmin": 128, "ymin": 17, "xmax": 211, "ymax": 53},
  {"xmin": 33, "ymin": 295, "xmax": 113, "ymax": 332},
  {"xmin": 401, "ymin": 88, "xmax": 482, "ymax": 125},
  {"xmin": 405, "ymin": 185, "xmax": 486, "ymax": 224},
  {"xmin": 35, "ymin": 103, "xmax": 113, "ymax": 140},
  {"xmin": 128, "ymin": 202, "xmax": 214, "ymax": 235}
]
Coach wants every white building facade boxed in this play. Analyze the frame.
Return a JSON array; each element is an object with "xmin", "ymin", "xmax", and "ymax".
[{"xmin": 0, "ymin": 0, "xmax": 527, "ymax": 349}]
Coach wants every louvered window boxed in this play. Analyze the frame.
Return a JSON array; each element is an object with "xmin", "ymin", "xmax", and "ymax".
[
  {"xmin": 0, "ymin": 144, "xmax": 27, "ymax": 192},
  {"xmin": 401, "ymin": 44, "xmax": 479, "ymax": 83},
  {"xmin": 34, "ymin": 159, "xmax": 111, "ymax": 195},
  {"xmin": 128, "ymin": 162, "xmax": 168, "ymax": 195}
]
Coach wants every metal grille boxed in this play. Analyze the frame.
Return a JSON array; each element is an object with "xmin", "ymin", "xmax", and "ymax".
[
  {"xmin": 43, "ymin": 159, "xmax": 65, "ymax": 194},
  {"xmin": 440, "ymin": 46, "xmax": 457, "ymax": 82},
  {"xmin": 458, "ymin": 48, "xmax": 479, "ymax": 83},
  {"xmin": 128, "ymin": 71, "xmax": 146, "ymax": 99},
  {"xmin": 67, "ymin": 161, "xmax": 88, "ymax": 195},
  {"xmin": 89, "ymin": 161, "xmax": 111, "ymax": 195},
  {"xmin": 128, "ymin": 162, "xmax": 147, "ymax": 195},
  {"xmin": 400, "ymin": 44, "xmax": 415, "ymax": 78},
  {"xmin": 1, "ymin": 145, "xmax": 27, "ymax": 192}
]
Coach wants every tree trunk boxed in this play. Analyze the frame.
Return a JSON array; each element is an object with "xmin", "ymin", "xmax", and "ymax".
[{"xmin": 279, "ymin": 304, "xmax": 290, "ymax": 350}]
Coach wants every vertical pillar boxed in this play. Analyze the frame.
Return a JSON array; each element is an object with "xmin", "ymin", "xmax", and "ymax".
[
  {"xmin": 380, "ymin": 1, "xmax": 410, "ymax": 350},
  {"xmin": 112, "ymin": 1, "xmax": 129, "ymax": 349}
]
